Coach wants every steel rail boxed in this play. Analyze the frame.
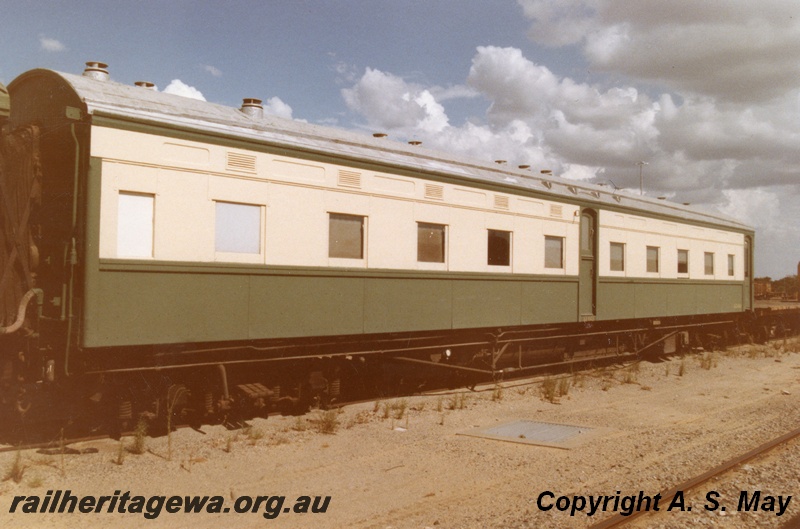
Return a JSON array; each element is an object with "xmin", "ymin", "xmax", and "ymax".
[{"xmin": 588, "ymin": 426, "xmax": 800, "ymax": 529}]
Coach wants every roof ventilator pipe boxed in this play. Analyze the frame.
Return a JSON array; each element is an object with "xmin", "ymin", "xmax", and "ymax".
[
  {"xmin": 240, "ymin": 98, "xmax": 263, "ymax": 119},
  {"xmin": 82, "ymin": 62, "xmax": 109, "ymax": 81},
  {"xmin": 373, "ymin": 133, "xmax": 387, "ymax": 138},
  {"xmin": 134, "ymin": 81, "xmax": 155, "ymax": 90}
]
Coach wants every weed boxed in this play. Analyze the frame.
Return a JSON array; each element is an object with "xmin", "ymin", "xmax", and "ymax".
[
  {"xmin": 270, "ymin": 434, "xmax": 290, "ymax": 446},
  {"xmin": 3, "ymin": 451, "xmax": 25, "ymax": 483},
  {"xmin": 700, "ymin": 352, "xmax": 718, "ymax": 370},
  {"xmin": 557, "ymin": 377, "xmax": 571, "ymax": 396},
  {"xmin": 345, "ymin": 410, "xmax": 373, "ymax": 429},
  {"xmin": 128, "ymin": 418, "xmax": 148, "ymax": 455},
  {"xmin": 492, "ymin": 385, "xmax": 504, "ymax": 402},
  {"xmin": 381, "ymin": 401, "xmax": 391, "ymax": 419},
  {"xmin": 27, "ymin": 475, "xmax": 43, "ymax": 488},
  {"xmin": 601, "ymin": 378, "xmax": 614, "ymax": 391},
  {"xmin": 243, "ymin": 426, "xmax": 265, "ymax": 444},
  {"xmin": 678, "ymin": 358, "xmax": 686, "ymax": 377},
  {"xmin": 410, "ymin": 401, "xmax": 427, "ymax": 412},
  {"xmin": 436, "ymin": 396, "xmax": 443, "ymax": 413},
  {"xmin": 113, "ymin": 440, "xmax": 126, "ymax": 466},
  {"xmin": 310, "ymin": 409, "xmax": 340, "ymax": 435},
  {"xmin": 664, "ymin": 363, "xmax": 671, "ymax": 377},
  {"xmin": 373, "ymin": 400, "xmax": 381, "ymax": 413},
  {"xmin": 58, "ymin": 429, "xmax": 66, "ymax": 477},
  {"xmin": 622, "ymin": 365, "xmax": 638, "ymax": 384},
  {"xmin": 292, "ymin": 416, "xmax": 308, "ymax": 432},
  {"xmin": 641, "ymin": 385, "xmax": 653, "ymax": 391},
  {"xmin": 223, "ymin": 433, "xmax": 237, "ymax": 453},
  {"xmin": 447, "ymin": 392, "xmax": 468, "ymax": 410},
  {"xmin": 438, "ymin": 413, "xmax": 445, "ymax": 426},
  {"xmin": 392, "ymin": 399, "xmax": 408, "ymax": 420},
  {"xmin": 541, "ymin": 377, "xmax": 558, "ymax": 403}
]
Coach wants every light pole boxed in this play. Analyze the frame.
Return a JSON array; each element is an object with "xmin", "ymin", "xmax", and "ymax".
[{"xmin": 637, "ymin": 161, "xmax": 648, "ymax": 196}]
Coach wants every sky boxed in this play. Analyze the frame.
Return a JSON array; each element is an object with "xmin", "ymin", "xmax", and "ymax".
[{"xmin": 2, "ymin": 0, "xmax": 799, "ymax": 278}]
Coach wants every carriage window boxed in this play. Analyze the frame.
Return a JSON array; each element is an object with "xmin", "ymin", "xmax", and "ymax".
[
  {"xmin": 678, "ymin": 249, "xmax": 689, "ymax": 274},
  {"xmin": 487, "ymin": 229, "xmax": 511, "ymax": 266},
  {"xmin": 117, "ymin": 192, "xmax": 154, "ymax": 258},
  {"xmin": 215, "ymin": 201, "xmax": 261, "ymax": 254},
  {"xmin": 329, "ymin": 213, "xmax": 365, "ymax": 259},
  {"xmin": 728, "ymin": 254, "xmax": 735, "ymax": 276},
  {"xmin": 417, "ymin": 222, "xmax": 446, "ymax": 263},
  {"xmin": 646, "ymin": 246, "xmax": 660, "ymax": 273},
  {"xmin": 610, "ymin": 242, "xmax": 625, "ymax": 272},
  {"xmin": 704, "ymin": 252, "xmax": 714, "ymax": 275},
  {"xmin": 544, "ymin": 236, "xmax": 564, "ymax": 269}
]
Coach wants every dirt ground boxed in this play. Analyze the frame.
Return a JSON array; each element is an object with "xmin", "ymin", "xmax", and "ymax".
[{"xmin": 1, "ymin": 339, "xmax": 798, "ymax": 529}]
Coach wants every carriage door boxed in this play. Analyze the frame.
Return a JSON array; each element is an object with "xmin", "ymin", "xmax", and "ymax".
[
  {"xmin": 743, "ymin": 236, "xmax": 753, "ymax": 310},
  {"xmin": 579, "ymin": 209, "xmax": 598, "ymax": 321}
]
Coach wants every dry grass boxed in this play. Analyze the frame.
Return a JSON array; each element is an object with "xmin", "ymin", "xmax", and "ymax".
[
  {"xmin": 128, "ymin": 418, "xmax": 148, "ymax": 455},
  {"xmin": 3, "ymin": 451, "xmax": 25, "ymax": 483},
  {"xmin": 309, "ymin": 409, "xmax": 341, "ymax": 435},
  {"xmin": 541, "ymin": 377, "xmax": 558, "ymax": 403}
]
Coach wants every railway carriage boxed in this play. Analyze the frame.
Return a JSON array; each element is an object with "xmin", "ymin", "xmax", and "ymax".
[{"xmin": 0, "ymin": 62, "xmax": 769, "ymax": 437}]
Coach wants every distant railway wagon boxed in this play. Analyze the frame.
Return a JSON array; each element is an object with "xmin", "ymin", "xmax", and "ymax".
[{"xmin": 0, "ymin": 62, "xmax": 786, "ymax": 438}]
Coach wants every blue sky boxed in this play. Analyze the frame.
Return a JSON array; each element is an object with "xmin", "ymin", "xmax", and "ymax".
[{"xmin": 3, "ymin": 1, "xmax": 799, "ymax": 278}]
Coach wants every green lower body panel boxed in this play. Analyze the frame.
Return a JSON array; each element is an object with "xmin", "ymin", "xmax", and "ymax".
[
  {"xmin": 83, "ymin": 263, "xmax": 745, "ymax": 348},
  {"xmin": 83, "ymin": 263, "xmax": 580, "ymax": 347},
  {"xmin": 597, "ymin": 279, "xmax": 744, "ymax": 320}
]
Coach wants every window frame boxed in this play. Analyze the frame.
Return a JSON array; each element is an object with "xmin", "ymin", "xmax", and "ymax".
[
  {"xmin": 727, "ymin": 254, "xmax": 735, "ymax": 277},
  {"xmin": 487, "ymin": 229, "xmax": 512, "ymax": 267},
  {"xmin": 214, "ymin": 200, "xmax": 263, "ymax": 256},
  {"xmin": 646, "ymin": 246, "xmax": 660, "ymax": 274},
  {"xmin": 117, "ymin": 191, "xmax": 155, "ymax": 259},
  {"xmin": 544, "ymin": 235, "xmax": 564, "ymax": 269},
  {"xmin": 704, "ymin": 251, "xmax": 714, "ymax": 276},
  {"xmin": 328, "ymin": 212, "xmax": 366, "ymax": 261},
  {"xmin": 609, "ymin": 242, "xmax": 625, "ymax": 272},
  {"xmin": 677, "ymin": 249, "xmax": 689, "ymax": 275},
  {"xmin": 417, "ymin": 222, "xmax": 447, "ymax": 264}
]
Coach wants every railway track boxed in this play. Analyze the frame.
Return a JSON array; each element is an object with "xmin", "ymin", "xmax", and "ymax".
[{"xmin": 588, "ymin": 427, "xmax": 800, "ymax": 529}]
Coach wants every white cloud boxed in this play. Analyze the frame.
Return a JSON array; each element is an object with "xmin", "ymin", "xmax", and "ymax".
[
  {"xmin": 517, "ymin": 0, "xmax": 800, "ymax": 103},
  {"xmin": 718, "ymin": 188, "xmax": 781, "ymax": 234},
  {"xmin": 163, "ymin": 80, "xmax": 205, "ymax": 101},
  {"xmin": 342, "ymin": 68, "xmax": 449, "ymax": 132},
  {"xmin": 203, "ymin": 65, "xmax": 222, "ymax": 77},
  {"xmin": 340, "ymin": 28, "xmax": 800, "ymax": 276},
  {"xmin": 263, "ymin": 97, "xmax": 293, "ymax": 119},
  {"xmin": 39, "ymin": 36, "xmax": 65, "ymax": 52}
]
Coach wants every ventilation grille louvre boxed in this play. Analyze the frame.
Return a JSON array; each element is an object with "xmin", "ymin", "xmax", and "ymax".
[
  {"xmin": 424, "ymin": 184, "xmax": 444, "ymax": 200},
  {"xmin": 226, "ymin": 151, "xmax": 257, "ymax": 173},
  {"xmin": 338, "ymin": 170, "xmax": 362, "ymax": 188},
  {"xmin": 549, "ymin": 204, "xmax": 563, "ymax": 218},
  {"xmin": 494, "ymin": 195, "xmax": 510, "ymax": 210}
]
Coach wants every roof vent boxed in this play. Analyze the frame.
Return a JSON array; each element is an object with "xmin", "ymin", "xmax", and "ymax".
[
  {"xmin": 240, "ymin": 98, "xmax": 264, "ymax": 119},
  {"xmin": 495, "ymin": 160, "xmax": 507, "ymax": 165},
  {"xmin": 408, "ymin": 140, "xmax": 422, "ymax": 146},
  {"xmin": 83, "ymin": 62, "xmax": 109, "ymax": 81},
  {"xmin": 373, "ymin": 133, "xmax": 388, "ymax": 139},
  {"xmin": 518, "ymin": 165, "xmax": 530, "ymax": 170},
  {"xmin": 134, "ymin": 81, "xmax": 155, "ymax": 90}
]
